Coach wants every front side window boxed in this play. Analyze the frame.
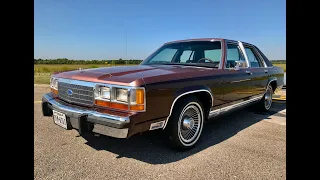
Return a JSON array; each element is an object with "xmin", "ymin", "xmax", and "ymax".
[
  {"xmin": 142, "ymin": 41, "xmax": 222, "ymax": 68},
  {"xmin": 226, "ymin": 43, "xmax": 246, "ymax": 68}
]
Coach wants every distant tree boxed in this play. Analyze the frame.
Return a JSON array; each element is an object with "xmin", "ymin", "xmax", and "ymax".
[{"xmin": 33, "ymin": 58, "xmax": 143, "ymax": 65}]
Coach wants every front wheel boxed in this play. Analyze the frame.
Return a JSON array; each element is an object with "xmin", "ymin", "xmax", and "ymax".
[{"xmin": 166, "ymin": 96, "xmax": 204, "ymax": 150}]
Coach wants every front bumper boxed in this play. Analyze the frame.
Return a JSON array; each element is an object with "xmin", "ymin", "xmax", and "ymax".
[{"xmin": 42, "ymin": 93, "xmax": 130, "ymax": 138}]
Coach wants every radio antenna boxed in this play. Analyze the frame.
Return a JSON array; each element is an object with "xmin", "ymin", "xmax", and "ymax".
[{"xmin": 125, "ymin": 20, "xmax": 127, "ymax": 65}]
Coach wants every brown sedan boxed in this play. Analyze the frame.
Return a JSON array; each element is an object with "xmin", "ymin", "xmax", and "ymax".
[{"xmin": 42, "ymin": 38, "xmax": 285, "ymax": 150}]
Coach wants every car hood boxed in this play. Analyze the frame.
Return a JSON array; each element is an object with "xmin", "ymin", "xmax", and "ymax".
[{"xmin": 54, "ymin": 65, "xmax": 221, "ymax": 86}]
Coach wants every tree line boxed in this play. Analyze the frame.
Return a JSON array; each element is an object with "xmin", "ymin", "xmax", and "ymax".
[
  {"xmin": 34, "ymin": 58, "xmax": 143, "ymax": 65},
  {"xmin": 270, "ymin": 60, "xmax": 286, "ymax": 64}
]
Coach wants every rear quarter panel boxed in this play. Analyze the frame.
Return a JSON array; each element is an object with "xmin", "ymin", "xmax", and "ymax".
[{"xmin": 268, "ymin": 66, "xmax": 285, "ymax": 87}]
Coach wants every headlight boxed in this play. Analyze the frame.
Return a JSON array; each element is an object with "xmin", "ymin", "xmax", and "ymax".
[
  {"xmin": 99, "ymin": 87, "xmax": 110, "ymax": 99},
  {"xmin": 50, "ymin": 77, "xmax": 58, "ymax": 90},
  {"xmin": 94, "ymin": 85, "xmax": 145, "ymax": 112},
  {"xmin": 50, "ymin": 77, "xmax": 59, "ymax": 94},
  {"xmin": 115, "ymin": 88, "xmax": 128, "ymax": 102}
]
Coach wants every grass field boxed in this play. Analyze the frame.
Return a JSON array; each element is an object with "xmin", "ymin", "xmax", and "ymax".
[
  {"xmin": 34, "ymin": 64, "xmax": 135, "ymax": 84},
  {"xmin": 34, "ymin": 73, "xmax": 52, "ymax": 84},
  {"xmin": 34, "ymin": 63, "xmax": 286, "ymax": 84},
  {"xmin": 273, "ymin": 63, "xmax": 286, "ymax": 72},
  {"xmin": 34, "ymin": 64, "xmax": 133, "ymax": 73}
]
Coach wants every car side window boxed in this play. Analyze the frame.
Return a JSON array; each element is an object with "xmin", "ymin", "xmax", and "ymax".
[
  {"xmin": 226, "ymin": 43, "xmax": 246, "ymax": 68},
  {"xmin": 244, "ymin": 47, "xmax": 263, "ymax": 67},
  {"xmin": 180, "ymin": 50, "xmax": 194, "ymax": 63}
]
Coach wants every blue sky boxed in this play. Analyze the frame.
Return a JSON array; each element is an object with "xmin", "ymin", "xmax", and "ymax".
[{"xmin": 34, "ymin": 0, "xmax": 286, "ymax": 60}]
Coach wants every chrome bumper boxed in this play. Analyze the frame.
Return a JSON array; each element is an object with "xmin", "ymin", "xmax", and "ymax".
[{"xmin": 42, "ymin": 93, "xmax": 130, "ymax": 138}]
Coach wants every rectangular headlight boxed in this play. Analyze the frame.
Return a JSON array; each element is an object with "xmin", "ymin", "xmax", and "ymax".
[
  {"xmin": 50, "ymin": 77, "xmax": 58, "ymax": 94},
  {"xmin": 99, "ymin": 87, "xmax": 110, "ymax": 99},
  {"xmin": 50, "ymin": 77, "xmax": 58, "ymax": 90},
  {"xmin": 50, "ymin": 77, "xmax": 59, "ymax": 95},
  {"xmin": 116, "ymin": 88, "xmax": 128, "ymax": 102},
  {"xmin": 94, "ymin": 85, "xmax": 145, "ymax": 111}
]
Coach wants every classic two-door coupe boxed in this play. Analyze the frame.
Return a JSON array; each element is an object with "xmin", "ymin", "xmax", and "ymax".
[{"xmin": 42, "ymin": 38, "xmax": 284, "ymax": 150}]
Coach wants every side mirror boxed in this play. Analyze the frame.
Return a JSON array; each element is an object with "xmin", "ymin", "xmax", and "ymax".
[{"xmin": 234, "ymin": 60, "xmax": 246, "ymax": 69}]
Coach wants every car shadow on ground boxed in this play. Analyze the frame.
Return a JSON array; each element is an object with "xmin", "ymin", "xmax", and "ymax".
[{"xmin": 81, "ymin": 102, "xmax": 286, "ymax": 164}]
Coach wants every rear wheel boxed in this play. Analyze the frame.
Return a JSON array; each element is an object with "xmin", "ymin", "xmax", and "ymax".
[
  {"xmin": 257, "ymin": 84, "xmax": 273, "ymax": 111},
  {"xmin": 166, "ymin": 96, "xmax": 204, "ymax": 150}
]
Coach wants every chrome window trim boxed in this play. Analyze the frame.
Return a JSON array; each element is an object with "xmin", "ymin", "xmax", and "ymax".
[
  {"xmin": 241, "ymin": 43, "xmax": 267, "ymax": 68},
  {"xmin": 238, "ymin": 41, "xmax": 250, "ymax": 67},
  {"xmin": 256, "ymin": 48, "xmax": 273, "ymax": 68},
  {"xmin": 57, "ymin": 78, "xmax": 146, "ymax": 112},
  {"xmin": 251, "ymin": 46, "xmax": 267, "ymax": 67},
  {"xmin": 162, "ymin": 89, "xmax": 214, "ymax": 129},
  {"xmin": 223, "ymin": 41, "xmax": 248, "ymax": 69}
]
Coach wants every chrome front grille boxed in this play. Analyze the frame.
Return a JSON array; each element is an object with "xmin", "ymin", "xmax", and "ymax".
[{"xmin": 58, "ymin": 82, "xmax": 94, "ymax": 106}]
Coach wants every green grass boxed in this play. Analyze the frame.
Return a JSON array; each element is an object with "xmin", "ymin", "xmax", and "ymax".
[
  {"xmin": 34, "ymin": 64, "xmax": 135, "ymax": 73},
  {"xmin": 273, "ymin": 63, "xmax": 286, "ymax": 72},
  {"xmin": 34, "ymin": 64, "xmax": 137, "ymax": 84},
  {"xmin": 34, "ymin": 73, "xmax": 51, "ymax": 84}
]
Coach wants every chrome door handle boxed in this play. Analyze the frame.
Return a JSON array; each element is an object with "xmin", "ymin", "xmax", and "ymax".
[
  {"xmin": 264, "ymin": 70, "xmax": 268, "ymax": 73},
  {"xmin": 245, "ymin": 70, "xmax": 252, "ymax": 75}
]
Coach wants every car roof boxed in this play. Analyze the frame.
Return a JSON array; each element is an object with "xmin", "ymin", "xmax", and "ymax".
[{"xmin": 164, "ymin": 38, "xmax": 253, "ymax": 46}]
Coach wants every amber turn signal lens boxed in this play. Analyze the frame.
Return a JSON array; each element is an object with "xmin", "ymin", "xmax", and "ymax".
[
  {"xmin": 95, "ymin": 100, "xmax": 128, "ymax": 110},
  {"xmin": 110, "ymin": 102, "xmax": 128, "ymax": 110},
  {"xmin": 95, "ymin": 100, "xmax": 110, "ymax": 107},
  {"xmin": 136, "ymin": 89, "xmax": 144, "ymax": 105},
  {"xmin": 51, "ymin": 88, "xmax": 58, "ymax": 95},
  {"xmin": 130, "ymin": 105, "xmax": 144, "ymax": 111}
]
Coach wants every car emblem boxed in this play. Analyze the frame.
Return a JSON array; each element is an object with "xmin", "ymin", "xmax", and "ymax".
[{"xmin": 67, "ymin": 89, "xmax": 73, "ymax": 96}]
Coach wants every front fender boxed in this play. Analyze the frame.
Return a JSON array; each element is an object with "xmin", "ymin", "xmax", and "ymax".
[
  {"xmin": 174, "ymin": 85, "xmax": 214, "ymax": 107},
  {"xmin": 162, "ymin": 85, "xmax": 214, "ymax": 129}
]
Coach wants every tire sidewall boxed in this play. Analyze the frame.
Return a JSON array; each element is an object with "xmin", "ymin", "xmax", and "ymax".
[
  {"xmin": 258, "ymin": 85, "xmax": 273, "ymax": 112},
  {"xmin": 264, "ymin": 85, "xmax": 273, "ymax": 111},
  {"xmin": 167, "ymin": 96, "xmax": 204, "ymax": 149}
]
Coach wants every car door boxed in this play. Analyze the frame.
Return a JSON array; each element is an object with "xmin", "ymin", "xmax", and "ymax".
[
  {"xmin": 220, "ymin": 41, "xmax": 255, "ymax": 104},
  {"xmin": 242, "ymin": 44, "xmax": 269, "ymax": 96}
]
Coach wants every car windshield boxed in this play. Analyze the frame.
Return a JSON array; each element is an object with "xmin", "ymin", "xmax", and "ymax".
[{"xmin": 141, "ymin": 41, "xmax": 222, "ymax": 68}]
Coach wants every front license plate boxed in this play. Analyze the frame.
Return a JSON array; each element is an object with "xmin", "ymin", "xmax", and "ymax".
[{"xmin": 53, "ymin": 110, "xmax": 67, "ymax": 129}]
